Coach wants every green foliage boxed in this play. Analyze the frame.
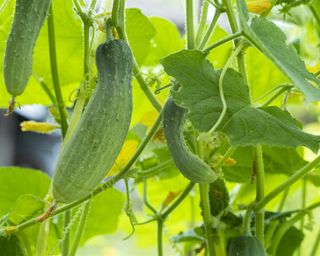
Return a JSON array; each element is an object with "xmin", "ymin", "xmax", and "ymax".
[
  {"xmin": 161, "ymin": 50, "xmax": 320, "ymax": 151},
  {"xmin": 238, "ymin": 0, "xmax": 320, "ymax": 102},
  {"xmin": 0, "ymin": 167, "xmax": 50, "ymax": 217},
  {"xmin": 276, "ymin": 226, "xmax": 304, "ymax": 256},
  {"xmin": 1, "ymin": 0, "xmax": 320, "ymax": 255},
  {"xmin": 80, "ymin": 189, "xmax": 125, "ymax": 244},
  {"xmin": 8, "ymin": 195, "xmax": 44, "ymax": 225},
  {"xmin": 126, "ymin": 8, "xmax": 156, "ymax": 65},
  {"xmin": 0, "ymin": 235, "xmax": 25, "ymax": 256}
]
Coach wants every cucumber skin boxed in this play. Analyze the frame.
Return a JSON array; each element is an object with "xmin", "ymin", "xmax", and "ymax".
[
  {"xmin": 52, "ymin": 40, "xmax": 133, "ymax": 203},
  {"xmin": 163, "ymin": 98, "xmax": 217, "ymax": 183},
  {"xmin": 228, "ymin": 236, "xmax": 266, "ymax": 256},
  {"xmin": 4, "ymin": 0, "xmax": 51, "ymax": 96}
]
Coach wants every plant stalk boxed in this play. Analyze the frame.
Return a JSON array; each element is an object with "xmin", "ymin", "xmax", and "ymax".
[
  {"xmin": 254, "ymin": 145, "xmax": 265, "ymax": 245},
  {"xmin": 47, "ymin": 3, "xmax": 68, "ymax": 137}
]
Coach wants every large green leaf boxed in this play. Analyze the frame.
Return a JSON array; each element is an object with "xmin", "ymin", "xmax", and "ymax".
[
  {"xmin": 126, "ymin": 8, "xmax": 156, "ymax": 66},
  {"xmin": 80, "ymin": 188, "xmax": 125, "ymax": 244},
  {"xmin": 246, "ymin": 47, "xmax": 289, "ymax": 103},
  {"xmin": 8, "ymin": 195, "xmax": 44, "ymax": 225},
  {"xmin": 0, "ymin": 0, "xmax": 82, "ymax": 107},
  {"xmin": 161, "ymin": 50, "xmax": 320, "ymax": 151},
  {"xmin": 237, "ymin": 0, "xmax": 320, "ymax": 101},
  {"xmin": 143, "ymin": 17, "xmax": 184, "ymax": 66},
  {"xmin": 0, "ymin": 167, "xmax": 50, "ymax": 217}
]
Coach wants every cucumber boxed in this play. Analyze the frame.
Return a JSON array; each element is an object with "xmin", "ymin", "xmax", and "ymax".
[
  {"xmin": 4, "ymin": 0, "xmax": 51, "ymax": 96},
  {"xmin": 228, "ymin": 235, "xmax": 266, "ymax": 256},
  {"xmin": 163, "ymin": 98, "xmax": 217, "ymax": 183},
  {"xmin": 52, "ymin": 39, "xmax": 133, "ymax": 203}
]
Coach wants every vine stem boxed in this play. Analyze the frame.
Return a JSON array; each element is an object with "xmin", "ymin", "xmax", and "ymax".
[
  {"xmin": 36, "ymin": 4, "xmax": 69, "ymax": 255},
  {"xmin": 47, "ymin": 3, "xmax": 68, "ymax": 137},
  {"xmin": 186, "ymin": 0, "xmax": 195, "ymax": 49},
  {"xmin": 112, "ymin": 0, "xmax": 162, "ymax": 112},
  {"xmin": 2, "ymin": 111, "xmax": 163, "ymax": 235},
  {"xmin": 311, "ymin": 228, "xmax": 320, "ymax": 255},
  {"xmin": 254, "ymin": 154, "xmax": 320, "ymax": 211},
  {"xmin": 199, "ymin": 184, "xmax": 216, "ymax": 256},
  {"xmin": 198, "ymin": 9, "xmax": 221, "ymax": 50},
  {"xmin": 195, "ymin": 0, "xmax": 209, "ymax": 46},
  {"xmin": 203, "ymin": 32, "xmax": 242, "ymax": 53},
  {"xmin": 61, "ymin": 211, "xmax": 70, "ymax": 256},
  {"xmin": 157, "ymin": 220, "xmax": 164, "ymax": 256},
  {"xmin": 209, "ymin": 42, "xmax": 244, "ymax": 134},
  {"xmin": 69, "ymin": 201, "xmax": 91, "ymax": 256},
  {"xmin": 277, "ymin": 188, "xmax": 289, "ymax": 212},
  {"xmin": 222, "ymin": 0, "xmax": 247, "ymax": 81},
  {"xmin": 254, "ymin": 145, "xmax": 265, "ymax": 244},
  {"xmin": 297, "ymin": 180, "xmax": 307, "ymax": 256},
  {"xmin": 161, "ymin": 182, "xmax": 195, "ymax": 219}
]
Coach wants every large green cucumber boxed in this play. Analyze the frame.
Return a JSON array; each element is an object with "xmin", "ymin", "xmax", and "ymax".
[
  {"xmin": 4, "ymin": 0, "xmax": 51, "ymax": 96},
  {"xmin": 163, "ymin": 98, "xmax": 217, "ymax": 183},
  {"xmin": 228, "ymin": 235, "xmax": 266, "ymax": 256},
  {"xmin": 52, "ymin": 39, "xmax": 133, "ymax": 203}
]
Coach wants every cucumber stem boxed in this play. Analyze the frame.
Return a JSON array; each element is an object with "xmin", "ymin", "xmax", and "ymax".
[
  {"xmin": 254, "ymin": 145, "xmax": 265, "ymax": 245},
  {"xmin": 199, "ymin": 184, "xmax": 216, "ymax": 256},
  {"xmin": 186, "ymin": 0, "xmax": 195, "ymax": 49},
  {"xmin": 69, "ymin": 201, "xmax": 91, "ymax": 256},
  {"xmin": 195, "ymin": 0, "xmax": 209, "ymax": 46},
  {"xmin": 48, "ymin": 3, "xmax": 68, "ymax": 138}
]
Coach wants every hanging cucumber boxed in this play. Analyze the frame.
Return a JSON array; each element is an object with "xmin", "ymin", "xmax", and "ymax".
[
  {"xmin": 163, "ymin": 98, "xmax": 217, "ymax": 183},
  {"xmin": 52, "ymin": 39, "xmax": 133, "ymax": 203},
  {"xmin": 228, "ymin": 235, "xmax": 266, "ymax": 256},
  {"xmin": 4, "ymin": 0, "xmax": 51, "ymax": 102}
]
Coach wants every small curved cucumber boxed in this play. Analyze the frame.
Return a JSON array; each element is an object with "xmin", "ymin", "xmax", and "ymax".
[
  {"xmin": 228, "ymin": 235, "xmax": 266, "ymax": 256},
  {"xmin": 52, "ymin": 39, "xmax": 133, "ymax": 203},
  {"xmin": 4, "ymin": 0, "xmax": 51, "ymax": 96},
  {"xmin": 163, "ymin": 98, "xmax": 217, "ymax": 183}
]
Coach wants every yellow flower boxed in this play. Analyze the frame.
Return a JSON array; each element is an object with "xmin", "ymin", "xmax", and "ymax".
[
  {"xmin": 247, "ymin": 0, "xmax": 273, "ymax": 15},
  {"xmin": 307, "ymin": 62, "xmax": 320, "ymax": 74},
  {"xmin": 108, "ymin": 140, "xmax": 139, "ymax": 176},
  {"xmin": 20, "ymin": 121, "xmax": 59, "ymax": 134}
]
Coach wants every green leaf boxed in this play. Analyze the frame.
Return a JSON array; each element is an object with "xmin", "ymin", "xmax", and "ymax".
[
  {"xmin": 0, "ymin": 0, "xmax": 82, "ymax": 107},
  {"xmin": 276, "ymin": 226, "xmax": 304, "ymax": 256},
  {"xmin": 8, "ymin": 195, "xmax": 44, "ymax": 225},
  {"xmin": 80, "ymin": 188, "xmax": 125, "ymax": 244},
  {"xmin": 237, "ymin": 0, "xmax": 320, "ymax": 102},
  {"xmin": 143, "ymin": 17, "xmax": 184, "ymax": 66},
  {"xmin": 126, "ymin": 8, "xmax": 156, "ymax": 66},
  {"xmin": 161, "ymin": 50, "xmax": 320, "ymax": 151},
  {"xmin": 0, "ymin": 167, "xmax": 50, "ymax": 217},
  {"xmin": 0, "ymin": 235, "xmax": 25, "ymax": 256},
  {"xmin": 246, "ymin": 47, "xmax": 289, "ymax": 103}
]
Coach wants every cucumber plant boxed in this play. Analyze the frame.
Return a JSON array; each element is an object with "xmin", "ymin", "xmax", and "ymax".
[{"xmin": 1, "ymin": 0, "xmax": 320, "ymax": 255}]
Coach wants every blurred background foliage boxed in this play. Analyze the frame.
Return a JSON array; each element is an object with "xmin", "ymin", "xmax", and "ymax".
[{"xmin": 0, "ymin": 0, "xmax": 320, "ymax": 255}]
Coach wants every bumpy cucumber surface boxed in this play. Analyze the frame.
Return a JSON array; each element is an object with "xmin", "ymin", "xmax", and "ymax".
[
  {"xmin": 4, "ymin": 0, "xmax": 51, "ymax": 96},
  {"xmin": 228, "ymin": 235, "xmax": 266, "ymax": 256},
  {"xmin": 163, "ymin": 98, "xmax": 217, "ymax": 183},
  {"xmin": 52, "ymin": 39, "xmax": 133, "ymax": 203}
]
